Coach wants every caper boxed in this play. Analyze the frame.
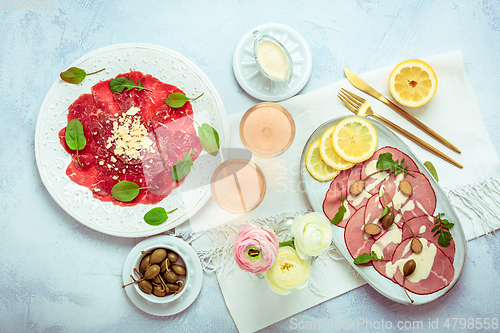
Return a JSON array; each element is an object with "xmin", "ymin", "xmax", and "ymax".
[
  {"xmin": 153, "ymin": 285, "xmax": 167, "ymax": 297},
  {"xmin": 166, "ymin": 283, "xmax": 179, "ymax": 292},
  {"xmin": 163, "ymin": 270, "xmax": 178, "ymax": 283},
  {"xmin": 411, "ymin": 238, "xmax": 423, "ymax": 254},
  {"xmin": 171, "ymin": 264, "xmax": 186, "ymax": 276},
  {"xmin": 139, "ymin": 254, "xmax": 151, "ymax": 274},
  {"xmin": 144, "ymin": 264, "xmax": 161, "ymax": 280},
  {"xmin": 381, "ymin": 210, "xmax": 394, "ymax": 229},
  {"xmin": 403, "ymin": 259, "xmax": 416, "ymax": 277},
  {"xmin": 167, "ymin": 251, "xmax": 178, "ymax": 263},
  {"xmin": 138, "ymin": 280, "xmax": 153, "ymax": 294},
  {"xmin": 150, "ymin": 248, "xmax": 167, "ymax": 265},
  {"xmin": 364, "ymin": 223, "xmax": 382, "ymax": 236},
  {"xmin": 350, "ymin": 180, "xmax": 365, "ymax": 196},
  {"xmin": 160, "ymin": 258, "xmax": 170, "ymax": 274},
  {"xmin": 399, "ymin": 180, "xmax": 413, "ymax": 196}
]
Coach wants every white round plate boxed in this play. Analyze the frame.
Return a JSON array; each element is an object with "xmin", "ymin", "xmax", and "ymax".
[
  {"xmin": 122, "ymin": 235, "xmax": 203, "ymax": 316},
  {"xmin": 232, "ymin": 23, "xmax": 312, "ymax": 102},
  {"xmin": 300, "ymin": 116, "xmax": 466, "ymax": 305},
  {"xmin": 35, "ymin": 43, "xmax": 229, "ymax": 237}
]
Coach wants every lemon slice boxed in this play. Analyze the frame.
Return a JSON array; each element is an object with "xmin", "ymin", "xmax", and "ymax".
[
  {"xmin": 319, "ymin": 126, "xmax": 355, "ymax": 170},
  {"xmin": 332, "ymin": 117, "xmax": 377, "ymax": 163},
  {"xmin": 305, "ymin": 140, "xmax": 340, "ymax": 181},
  {"xmin": 389, "ymin": 59, "xmax": 438, "ymax": 107}
]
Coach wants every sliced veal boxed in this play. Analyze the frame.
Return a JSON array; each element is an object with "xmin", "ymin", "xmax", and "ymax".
[{"xmin": 344, "ymin": 207, "xmax": 375, "ymax": 264}]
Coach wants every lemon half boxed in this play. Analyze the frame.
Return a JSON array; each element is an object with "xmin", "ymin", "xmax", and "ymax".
[
  {"xmin": 332, "ymin": 117, "xmax": 377, "ymax": 163},
  {"xmin": 389, "ymin": 59, "xmax": 438, "ymax": 107}
]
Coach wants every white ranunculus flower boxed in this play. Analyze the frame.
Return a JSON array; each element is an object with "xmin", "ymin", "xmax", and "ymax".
[
  {"xmin": 291, "ymin": 212, "xmax": 333, "ymax": 259},
  {"xmin": 264, "ymin": 246, "xmax": 311, "ymax": 295}
]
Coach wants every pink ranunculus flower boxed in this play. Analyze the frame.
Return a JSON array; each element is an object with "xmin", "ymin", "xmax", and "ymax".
[{"xmin": 233, "ymin": 224, "xmax": 279, "ymax": 274}]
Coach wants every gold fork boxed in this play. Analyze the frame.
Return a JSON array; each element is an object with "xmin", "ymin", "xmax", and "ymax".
[{"xmin": 338, "ymin": 88, "xmax": 463, "ymax": 169}]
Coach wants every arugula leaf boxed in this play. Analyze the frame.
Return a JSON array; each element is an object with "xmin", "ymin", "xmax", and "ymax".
[
  {"xmin": 144, "ymin": 207, "xmax": 178, "ymax": 226},
  {"xmin": 109, "ymin": 76, "xmax": 149, "ymax": 93},
  {"xmin": 376, "ymin": 153, "xmax": 409, "ymax": 177},
  {"xmin": 331, "ymin": 194, "xmax": 346, "ymax": 225},
  {"xmin": 171, "ymin": 148, "xmax": 196, "ymax": 181},
  {"xmin": 111, "ymin": 180, "xmax": 151, "ymax": 202},
  {"xmin": 60, "ymin": 67, "xmax": 104, "ymax": 84},
  {"xmin": 354, "ymin": 251, "xmax": 384, "ymax": 264},
  {"xmin": 424, "ymin": 161, "xmax": 439, "ymax": 182},
  {"xmin": 379, "ymin": 205, "xmax": 390, "ymax": 220},
  {"xmin": 65, "ymin": 119, "xmax": 87, "ymax": 167},
  {"xmin": 165, "ymin": 92, "xmax": 204, "ymax": 108},
  {"xmin": 432, "ymin": 213, "xmax": 454, "ymax": 247}
]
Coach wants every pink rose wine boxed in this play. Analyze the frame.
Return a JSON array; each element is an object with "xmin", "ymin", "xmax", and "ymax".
[
  {"xmin": 240, "ymin": 103, "xmax": 295, "ymax": 157},
  {"xmin": 210, "ymin": 159, "xmax": 266, "ymax": 213}
]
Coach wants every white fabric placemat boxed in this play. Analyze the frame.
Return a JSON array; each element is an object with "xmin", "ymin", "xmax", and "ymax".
[{"xmin": 176, "ymin": 50, "xmax": 500, "ymax": 333}]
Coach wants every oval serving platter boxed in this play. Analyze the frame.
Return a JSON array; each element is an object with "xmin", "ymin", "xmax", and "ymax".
[{"xmin": 299, "ymin": 115, "xmax": 466, "ymax": 305}]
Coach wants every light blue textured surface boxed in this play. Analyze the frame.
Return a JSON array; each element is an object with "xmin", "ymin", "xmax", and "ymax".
[{"xmin": 1, "ymin": 1, "xmax": 500, "ymax": 332}]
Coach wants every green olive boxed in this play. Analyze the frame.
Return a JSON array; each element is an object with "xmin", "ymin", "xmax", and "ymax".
[
  {"xmin": 163, "ymin": 270, "xmax": 178, "ymax": 283},
  {"xmin": 138, "ymin": 280, "xmax": 153, "ymax": 294},
  {"xmin": 171, "ymin": 264, "xmax": 186, "ymax": 276},
  {"xmin": 139, "ymin": 254, "xmax": 151, "ymax": 274},
  {"xmin": 150, "ymin": 248, "xmax": 167, "ymax": 265},
  {"xmin": 144, "ymin": 264, "xmax": 161, "ymax": 280},
  {"xmin": 167, "ymin": 251, "xmax": 178, "ymax": 263}
]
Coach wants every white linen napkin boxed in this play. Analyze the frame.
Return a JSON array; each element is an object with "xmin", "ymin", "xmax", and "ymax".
[{"xmin": 176, "ymin": 50, "xmax": 500, "ymax": 333}]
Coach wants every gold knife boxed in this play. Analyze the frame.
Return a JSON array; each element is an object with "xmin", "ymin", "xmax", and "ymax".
[{"xmin": 344, "ymin": 67, "xmax": 461, "ymax": 154}]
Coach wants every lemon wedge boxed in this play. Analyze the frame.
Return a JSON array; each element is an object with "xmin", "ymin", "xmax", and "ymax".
[
  {"xmin": 332, "ymin": 117, "xmax": 377, "ymax": 163},
  {"xmin": 389, "ymin": 59, "xmax": 438, "ymax": 107},
  {"xmin": 305, "ymin": 140, "xmax": 340, "ymax": 181},
  {"xmin": 319, "ymin": 126, "xmax": 355, "ymax": 170}
]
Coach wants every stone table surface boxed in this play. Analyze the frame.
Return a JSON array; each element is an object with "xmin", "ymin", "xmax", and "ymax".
[{"xmin": 1, "ymin": 0, "xmax": 500, "ymax": 332}]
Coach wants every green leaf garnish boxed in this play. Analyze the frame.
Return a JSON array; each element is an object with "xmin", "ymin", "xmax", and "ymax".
[
  {"xmin": 432, "ymin": 213, "xmax": 454, "ymax": 247},
  {"xmin": 424, "ymin": 161, "xmax": 439, "ymax": 182},
  {"xmin": 165, "ymin": 92, "xmax": 204, "ymax": 108},
  {"xmin": 111, "ymin": 180, "xmax": 150, "ymax": 202},
  {"xmin": 109, "ymin": 76, "xmax": 150, "ymax": 93},
  {"xmin": 354, "ymin": 251, "xmax": 384, "ymax": 264},
  {"xmin": 60, "ymin": 67, "xmax": 105, "ymax": 84},
  {"xmin": 144, "ymin": 207, "xmax": 178, "ymax": 226},
  {"xmin": 65, "ymin": 119, "xmax": 87, "ymax": 167},
  {"xmin": 186, "ymin": 115, "xmax": 220, "ymax": 156},
  {"xmin": 331, "ymin": 191, "xmax": 346, "ymax": 225},
  {"xmin": 379, "ymin": 205, "xmax": 390, "ymax": 220},
  {"xmin": 171, "ymin": 148, "xmax": 196, "ymax": 181},
  {"xmin": 376, "ymin": 153, "xmax": 409, "ymax": 177}
]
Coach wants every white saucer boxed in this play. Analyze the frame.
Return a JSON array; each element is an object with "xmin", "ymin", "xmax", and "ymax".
[
  {"xmin": 233, "ymin": 23, "xmax": 312, "ymax": 102},
  {"xmin": 122, "ymin": 235, "xmax": 203, "ymax": 316}
]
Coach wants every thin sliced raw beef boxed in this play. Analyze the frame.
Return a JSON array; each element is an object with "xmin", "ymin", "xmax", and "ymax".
[
  {"xmin": 402, "ymin": 215, "xmax": 455, "ymax": 263},
  {"xmin": 390, "ymin": 237, "xmax": 454, "ymax": 295},
  {"xmin": 371, "ymin": 227, "xmax": 402, "ymax": 282},
  {"xmin": 344, "ymin": 207, "xmax": 375, "ymax": 264},
  {"xmin": 361, "ymin": 146, "xmax": 419, "ymax": 195},
  {"xmin": 91, "ymin": 79, "xmax": 121, "ymax": 115},
  {"xmin": 112, "ymin": 71, "xmax": 149, "ymax": 113}
]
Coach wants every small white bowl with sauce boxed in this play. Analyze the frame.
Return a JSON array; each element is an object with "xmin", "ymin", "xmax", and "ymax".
[{"xmin": 253, "ymin": 30, "xmax": 293, "ymax": 85}]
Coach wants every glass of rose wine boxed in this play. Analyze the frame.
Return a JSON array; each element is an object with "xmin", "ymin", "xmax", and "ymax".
[{"xmin": 239, "ymin": 102, "xmax": 295, "ymax": 158}]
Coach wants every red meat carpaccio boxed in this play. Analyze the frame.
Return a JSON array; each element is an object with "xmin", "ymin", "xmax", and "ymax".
[{"xmin": 58, "ymin": 71, "xmax": 202, "ymax": 206}]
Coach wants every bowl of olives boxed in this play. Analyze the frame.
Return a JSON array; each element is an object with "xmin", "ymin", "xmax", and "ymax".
[{"xmin": 123, "ymin": 243, "xmax": 189, "ymax": 304}]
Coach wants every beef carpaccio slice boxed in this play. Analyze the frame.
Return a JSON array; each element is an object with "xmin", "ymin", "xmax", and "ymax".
[
  {"xmin": 59, "ymin": 71, "xmax": 202, "ymax": 206},
  {"xmin": 390, "ymin": 237, "xmax": 454, "ymax": 295},
  {"xmin": 402, "ymin": 215, "xmax": 455, "ymax": 263},
  {"xmin": 323, "ymin": 169, "xmax": 356, "ymax": 227},
  {"xmin": 344, "ymin": 207, "xmax": 374, "ymax": 265}
]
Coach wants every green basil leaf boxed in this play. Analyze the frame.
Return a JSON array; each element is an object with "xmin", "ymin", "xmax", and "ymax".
[
  {"xmin": 171, "ymin": 149, "xmax": 196, "ymax": 181},
  {"xmin": 60, "ymin": 67, "xmax": 105, "ymax": 84},
  {"xmin": 331, "ymin": 201, "xmax": 347, "ymax": 225},
  {"xmin": 109, "ymin": 76, "xmax": 147, "ymax": 94},
  {"xmin": 424, "ymin": 161, "xmax": 439, "ymax": 182},
  {"xmin": 144, "ymin": 207, "xmax": 178, "ymax": 226},
  {"xmin": 65, "ymin": 119, "xmax": 86, "ymax": 151},
  {"xmin": 354, "ymin": 253, "xmax": 373, "ymax": 264},
  {"xmin": 198, "ymin": 123, "xmax": 220, "ymax": 156},
  {"xmin": 165, "ymin": 92, "xmax": 204, "ymax": 108},
  {"xmin": 111, "ymin": 181, "xmax": 140, "ymax": 202}
]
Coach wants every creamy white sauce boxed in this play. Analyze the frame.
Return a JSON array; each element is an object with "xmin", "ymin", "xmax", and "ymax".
[
  {"xmin": 341, "ymin": 200, "xmax": 351, "ymax": 221},
  {"xmin": 395, "ymin": 200, "xmax": 415, "ymax": 224},
  {"xmin": 257, "ymin": 41, "xmax": 290, "ymax": 82},
  {"xmin": 416, "ymin": 201, "xmax": 429, "ymax": 215},
  {"xmin": 419, "ymin": 225, "xmax": 426, "ymax": 234},
  {"xmin": 364, "ymin": 160, "xmax": 390, "ymax": 192},
  {"xmin": 385, "ymin": 238, "xmax": 437, "ymax": 282},
  {"xmin": 348, "ymin": 189, "xmax": 371, "ymax": 207},
  {"xmin": 371, "ymin": 228, "xmax": 402, "ymax": 258}
]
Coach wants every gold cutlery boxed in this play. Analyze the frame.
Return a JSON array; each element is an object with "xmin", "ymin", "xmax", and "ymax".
[
  {"xmin": 338, "ymin": 88, "xmax": 463, "ymax": 169},
  {"xmin": 344, "ymin": 67, "xmax": 461, "ymax": 154}
]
